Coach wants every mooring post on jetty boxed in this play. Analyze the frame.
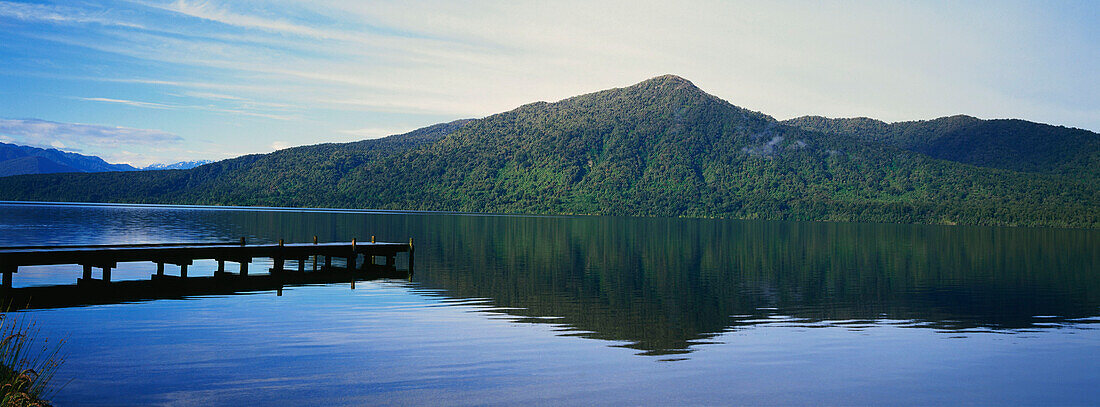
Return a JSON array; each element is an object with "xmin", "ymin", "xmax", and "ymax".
[
  {"xmin": 408, "ymin": 237, "xmax": 414, "ymax": 272},
  {"xmin": 312, "ymin": 236, "xmax": 319, "ymax": 271},
  {"xmin": 349, "ymin": 238, "xmax": 357, "ymax": 270}
]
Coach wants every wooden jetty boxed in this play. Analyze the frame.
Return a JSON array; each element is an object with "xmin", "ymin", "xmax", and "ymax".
[{"xmin": 0, "ymin": 237, "xmax": 414, "ymax": 289}]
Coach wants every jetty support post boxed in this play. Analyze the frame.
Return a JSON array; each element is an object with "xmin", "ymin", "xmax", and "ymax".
[
  {"xmin": 154, "ymin": 258, "xmax": 193, "ymax": 278},
  {"xmin": 273, "ymin": 239, "xmax": 286, "ymax": 273},
  {"xmin": 1, "ymin": 265, "xmax": 14, "ymax": 288},
  {"xmin": 97, "ymin": 262, "xmax": 116, "ymax": 282},
  {"xmin": 172, "ymin": 259, "xmax": 192, "ymax": 278},
  {"xmin": 217, "ymin": 257, "xmax": 250, "ymax": 276}
]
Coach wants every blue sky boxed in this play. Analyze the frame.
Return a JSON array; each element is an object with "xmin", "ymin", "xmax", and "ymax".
[{"xmin": 0, "ymin": 0, "xmax": 1097, "ymax": 166}]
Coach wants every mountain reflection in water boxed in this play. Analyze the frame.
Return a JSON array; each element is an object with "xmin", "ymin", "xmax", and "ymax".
[{"xmin": 4, "ymin": 203, "xmax": 1096, "ymax": 357}]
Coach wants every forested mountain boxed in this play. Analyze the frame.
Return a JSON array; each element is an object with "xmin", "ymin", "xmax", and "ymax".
[
  {"xmin": 0, "ymin": 142, "xmax": 137, "ymax": 176},
  {"xmin": 0, "ymin": 75, "xmax": 1097, "ymax": 228},
  {"xmin": 782, "ymin": 115, "xmax": 1100, "ymax": 179}
]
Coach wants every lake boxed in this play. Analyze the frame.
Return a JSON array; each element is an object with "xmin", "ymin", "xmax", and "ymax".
[{"xmin": 2, "ymin": 202, "xmax": 1098, "ymax": 405}]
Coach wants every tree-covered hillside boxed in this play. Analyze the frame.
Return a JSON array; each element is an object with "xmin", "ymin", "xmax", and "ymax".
[
  {"xmin": 783, "ymin": 115, "xmax": 1100, "ymax": 179},
  {"xmin": 0, "ymin": 75, "xmax": 1097, "ymax": 228}
]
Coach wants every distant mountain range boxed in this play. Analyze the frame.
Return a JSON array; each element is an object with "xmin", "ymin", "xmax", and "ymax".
[
  {"xmin": 0, "ymin": 75, "xmax": 1097, "ymax": 228},
  {"xmin": 140, "ymin": 160, "xmax": 215, "ymax": 171},
  {"xmin": 0, "ymin": 142, "xmax": 211, "ymax": 177}
]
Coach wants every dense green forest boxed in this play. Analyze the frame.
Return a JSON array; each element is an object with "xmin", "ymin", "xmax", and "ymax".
[
  {"xmin": 1, "ymin": 75, "xmax": 1097, "ymax": 228},
  {"xmin": 782, "ymin": 114, "xmax": 1100, "ymax": 179}
]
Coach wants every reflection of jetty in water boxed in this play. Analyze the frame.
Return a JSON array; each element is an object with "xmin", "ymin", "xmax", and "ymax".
[
  {"xmin": 0, "ymin": 267, "xmax": 410, "ymax": 310},
  {"xmin": 0, "ymin": 238, "xmax": 413, "ymax": 309}
]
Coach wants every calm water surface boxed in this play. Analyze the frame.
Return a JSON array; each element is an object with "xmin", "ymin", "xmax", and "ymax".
[{"xmin": 1, "ymin": 202, "xmax": 1098, "ymax": 405}]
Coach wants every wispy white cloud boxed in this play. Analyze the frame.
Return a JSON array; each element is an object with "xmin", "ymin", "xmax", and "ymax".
[
  {"xmin": 77, "ymin": 97, "xmax": 176, "ymax": 110},
  {"xmin": 0, "ymin": 118, "xmax": 235, "ymax": 166},
  {"xmin": 0, "ymin": 1, "xmax": 145, "ymax": 28},
  {"xmin": 75, "ymin": 95, "xmax": 298, "ymax": 120},
  {"xmin": 0, "ymin": 117, "xmax": 183, "ymax": 165},
  {"xmin": 0, "ymin": 118, "xmax": 181, "ymax": 146},
  {"xmin": 146, "ymin": 0, "xmax": 332, "ymax": 39},
  {"xmin": 177, "ymin": 91, "xmax": 297, "ymax": 109}
]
